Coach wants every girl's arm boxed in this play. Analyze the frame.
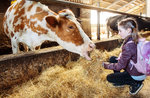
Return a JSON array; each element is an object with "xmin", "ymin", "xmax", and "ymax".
[{"xmin": 103, "ymin": 43, "xmax": 134, "ymax": 71}]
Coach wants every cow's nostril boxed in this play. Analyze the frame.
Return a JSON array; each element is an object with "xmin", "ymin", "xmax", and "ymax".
[
  {"xmin": 89, "ymin": 42, "xmax": 95, "ymax": 49},
  {"xmin": 89, "ymin": 44, "xmax": 93, "ymax": 48},
  {"xmin": 88, "ymin": 42, "xmax": 95, "ymax": 51}
]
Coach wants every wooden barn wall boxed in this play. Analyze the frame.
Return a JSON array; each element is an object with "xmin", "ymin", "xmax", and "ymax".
[
  {"xmin": 0, "ymin": 0, "xmax": 10, "ymax": 13},
  {"xmin": 0, "ymin": 0, "xmax": 11, "ymax": 55}
]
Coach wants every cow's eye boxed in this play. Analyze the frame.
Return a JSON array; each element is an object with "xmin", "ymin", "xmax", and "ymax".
[{"xmin": 68, "ymin": 26, "xmax": 74, "ymax": 29}]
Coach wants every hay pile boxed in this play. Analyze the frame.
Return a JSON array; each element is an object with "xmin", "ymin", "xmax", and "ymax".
[{"xmin": 1, "ymin": 36, "xmax": 150, "ymax": 98}]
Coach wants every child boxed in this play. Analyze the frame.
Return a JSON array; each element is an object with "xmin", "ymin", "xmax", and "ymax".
[{"xmin": 102, "ymin": 18, "xmax": 146, "ymax": 95}]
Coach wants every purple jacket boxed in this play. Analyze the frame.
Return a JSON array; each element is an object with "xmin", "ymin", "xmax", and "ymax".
[{"xmin": 103, "ymin": 37, "xmax": 144, "ymax": 76}]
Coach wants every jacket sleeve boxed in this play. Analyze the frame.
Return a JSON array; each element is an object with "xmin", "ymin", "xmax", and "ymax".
[{"xmin": 103, "ymin": 43, "xmax": 134, "ymax": 71}]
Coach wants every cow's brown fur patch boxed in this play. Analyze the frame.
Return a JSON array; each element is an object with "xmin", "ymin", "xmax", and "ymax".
[
  {"xmin": 13, "ymin": 8, "xmax": 25, "ymax": 32},
  {"xmin": 30, "ymin": 11, "xmax": 49, "ymax": 21},
  {"xmin": 5, "ymin": 25, "xmax": 9, "ymax": 34},
  {"xmin": 8, "ymin": 5, "xmax": 14, "ymax": 12},
  {"xmin": 30, "ymin": 21, "xmax": 48, "ymax": 35},
  {"xmin": 27, "ymin": 4, "xmax": 33, "ymax": 11},
  {"xmin": 36, "ymin": 7, "xmax": 42, "ymax": 12},
  {"xmin": 2, "ymin": 15, "xmax": 7, "ymax": 33},
  {"xmin": 11, "ymin": 32, "xmax": 14, "ymax": 37},
  {"xmin": 14, "ymin": 0, "xmax": 25, "ymax": 15},
  {"xmin": 27, "ymin": 2, "xmax": 36, "ymax": 12}
]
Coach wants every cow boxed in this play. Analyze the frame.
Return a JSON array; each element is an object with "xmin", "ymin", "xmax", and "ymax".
[
  {"xmin": 106, "ymin": 15, "xmax": 128, "ymax": 36},
  {"xmin": 3, "ymin": 0, "xmax": 95, "ymax": 60},
  {"xmin": 106, "ymin": 15, "xmax": 150, "ymax": 36}
]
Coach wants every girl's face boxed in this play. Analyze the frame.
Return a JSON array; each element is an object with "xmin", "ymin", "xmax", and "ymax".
[{"xmin": 118, "ymin": 26, "xmax": 131, "ymax": 39}]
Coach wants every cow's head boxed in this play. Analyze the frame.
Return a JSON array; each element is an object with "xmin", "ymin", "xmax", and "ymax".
[{"xmin": 45, "ymin": 9, "xmax": 95, "ymax": 60}]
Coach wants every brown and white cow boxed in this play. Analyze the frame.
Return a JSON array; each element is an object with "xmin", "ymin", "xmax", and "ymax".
[{"xmin": 3, "ymin": 0, "xmax": 95, "ymax": 60}]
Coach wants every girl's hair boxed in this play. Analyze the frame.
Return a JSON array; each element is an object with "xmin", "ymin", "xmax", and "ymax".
[{"xmin": 118, "ymin": 17, "xmax": 140, "ymax": 44}]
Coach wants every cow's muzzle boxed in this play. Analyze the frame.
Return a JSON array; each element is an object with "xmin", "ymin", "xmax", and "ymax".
[{"xmin": 83, "ymin": 42, "xmax": 95, "ymax": 60}]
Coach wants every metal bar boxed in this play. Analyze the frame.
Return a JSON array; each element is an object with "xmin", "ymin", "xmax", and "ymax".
[
  {"xmin": 107, "ymin": 28, "xmax": 110, "ymax": 38},
  {"xmin": 97, "ymin": 11, "xmax": 100, "ymax": 40},
  {"xmin": 37, "ymin": 0, "xmax": 150, "ymax": 18},
  {"xmin": 97, "ymin": 1, "xmax": 100, "ymax": 40}
]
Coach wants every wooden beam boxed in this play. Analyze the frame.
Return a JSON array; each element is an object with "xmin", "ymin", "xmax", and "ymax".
[
  {"xmin": 126, "ymin": 2, "xmax": 145, "ymax": 13},
  {"xmin": 99, "ymin": 0, "xmax": 112, "ymax": 4},
  {"xmin": 121, "ymin": 0, "xmax": 129, "ymax": 4},
  {"xmin": 117, "ymin": 0, "xmax": 138, "ymax": 11},
  {"xmin": 106, "ymin": 0, "xmax": 121, "ymax": 9},
  {"xmin": 128, "ymin": 4, "xmax": 145, "ymax": 15}
]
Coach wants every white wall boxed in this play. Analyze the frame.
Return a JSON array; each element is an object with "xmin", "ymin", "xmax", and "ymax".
[{"xmin": 146, "ymin": 0, "xmax": 150, "ymax": 17}]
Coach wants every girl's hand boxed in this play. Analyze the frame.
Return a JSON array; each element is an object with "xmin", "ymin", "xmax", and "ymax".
[
  {"xmin": 102, "ymin": 62, "xmax": 110, "ymax": 68},
  {"xmin": 102, "ymin": 62, "xmax": 105, "ymax": 67}
]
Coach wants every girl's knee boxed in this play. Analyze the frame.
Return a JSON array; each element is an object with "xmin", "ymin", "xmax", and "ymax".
[
  {"xmin": 106, "ymin": 74, "xmax": 114, "ymax": 82},
  {"xmin": 109, "ymin": 56, "xmax": 118, "ymax": 63}
]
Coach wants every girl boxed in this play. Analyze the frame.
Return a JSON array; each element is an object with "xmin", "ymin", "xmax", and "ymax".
[{"xmin": 102, "ymin": 18, "xmax": 146, "ymax": 95}]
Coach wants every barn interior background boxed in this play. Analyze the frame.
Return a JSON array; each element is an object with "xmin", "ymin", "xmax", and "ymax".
[{"xmin": 0, "ymin": 0, "xmax": 150, "ymax": 97}]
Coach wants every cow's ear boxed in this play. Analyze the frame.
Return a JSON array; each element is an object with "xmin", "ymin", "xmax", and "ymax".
[{"xmin": 46, "ymin": 16, "xmax": 58, "ymax": 28}]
